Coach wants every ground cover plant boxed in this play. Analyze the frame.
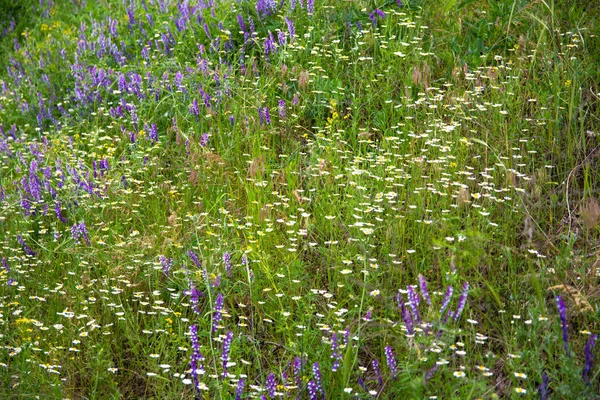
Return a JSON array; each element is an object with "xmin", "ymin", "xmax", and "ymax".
[{"xmin": 0, "ymin": 0, "xmax": 599, "ymax": 398}]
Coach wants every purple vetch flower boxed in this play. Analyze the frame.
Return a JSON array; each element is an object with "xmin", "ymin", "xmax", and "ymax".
[
  {"xmin": 439, "ymin": 285, "xmax": 454, "ymax": 316},
  {"xmin": 583, "ymin": 334, "xmax": 598, "ymax": 385},
  {"xmin": 223, "ymin": 252, "xmax": 232, "ymax": 277},
  {"xmin": 419, "ymin": 275, "xmax": 431, "ymax": 306},
  {"xmin": 307, "ymin": 0, "xmax": 314, "ymax": 15},
  {"xmin": 331, "ymin": 333, "xmax": 342, "ymax": 371},
  {"xmin": 407, "ymin": 286, "xmax": 421, "ymax": 324},
  {"xmin": 285, "ymin": 18, "xmax": 295, "ymax": 43},
  {"xmin": 385, "ymin": 346, "xmax": 397, "ymax": 379},
  {"xmin": 190, "ymin": 98, "xmax": 200, "ymax": 121},
  {"xmin": 148, "ymin": 123, "xmax": 158, "ymax": 142},
  {"xmin": 187, "ymin": 279, "xmax": 202, "ymax": 314},
  {"xmin": 7, "ymin": 278, "xmax": 15, "ymax": 286},
  {"xmin": 372, "ymin": 359, "xmax": 383, "ymax": 389},
  {"xmin": 266, "ymin": 372, "xmax": 277, "ymax": 398},
  {"xmin": 200, "ymin": 133, "xmax": 209, "ymax": 147},
  {"xmin": 235, "ymin": 378, "xmax": 245, "ymax": 400},
  {"xmin": 278, "ymin": 99, "xmax": 286, "ymax": 120},
  {"xmin": 188, "ymin": 250, "xmax": 202, "ymax": 268},
  {"xmin": 159, "ymin": 255, "xmax": 172, "ymax": 276},
  {"xmin": 307, "ymin": 380, "xmax": 318, "ymax": 400},
  {"xmin": 2, "ymin": 257, "xmax": 8, "ymax": 271},
  {"xmin": 71, "ymin": 222, "xmax": 90, "ymax": 245},
  {"xmin": 424, "ymin": 363, "xmax": 438, "ymax": 382},
  {"xmin": 363, "ymin": 309, "xmax": 372, "ymax": 322},
  {"xmin": 189, "ymin": 324, "xmax": 205, "ymax": 391},
  {"xmin": 397, "ymin": 0, "xmax": 403, "ymax": 6},
  {"xmin": 54, "ymin": 201, "xmax": 67, "ymax": 223},
  {"xmin": 312, "ymin": 362, "xmax": 324, "ymax": 397},
  {"xmin": 453, "ymin": 282, "xmax": 469, "ymax": 321},
  {"xmin": 277, "ymin": 31, "xmax": 287, "ymax": 47},
  {"xmin": 213, "ymin": 293, "xmax": 224, "ymax": 332},
  {"xmin": 222, "ymin": 331, "xmax": 234, "ymax": 378},
  {"xmin": 293, "ymin": 356, "xmax": 302, "ymax": 386},
  {"xmin": 538, "ymin": 371, "xmax": 548, "ymax": 399},
  {"xmin": 556, "ymin": 295, "xmax": 569, "ymax": 356},
  {"xmin": 398, "ymin": 293, "xmax": 414, "ymax": 335}
]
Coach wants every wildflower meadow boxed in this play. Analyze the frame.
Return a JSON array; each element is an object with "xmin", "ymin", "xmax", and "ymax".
[{"xmin": 0, "ymin": 0, "xmax": 599, "ymax": 398}]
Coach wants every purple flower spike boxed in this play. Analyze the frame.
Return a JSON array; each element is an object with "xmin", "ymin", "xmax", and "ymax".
[
  {"xmin": 235, "ymin": 378, "xmax": 245, "ymax": 400},
  {"xmin": 372, "ymin": 359, "xmax": 383, "ymax": 389},
  {"xmin": 293, "ymin": 356, "xmax": 302, "ymax": 386},
  {"xmin": 200, "ymin": 133, "xmax": 209, "ymax": 147},
  {"xmin": 190, "ymin": 324, "xmax": 205, "ymax": 391},
  {"xmin": 424, "ymin": 363, "xmax": 438, "ymax": 382},
  {"xmin": 398, "ymin": 293, "xmax": 414, "ymax": 335},
  {"xmin": 312, "ymin": 362, "xmax": 324, "ymax": 397},
  {"xmin": 307, "ymin": 380, "xmax": 318, "ymax": 400},
  {"xmin": 419, "ymin": 275, "xmax": 431, "ymax": 306},
  {"xmin": 331, "ymin": 333, "xmax": 342, "ymax": 372},
  {"xmin": 453, "ymin": 282, "xmax": 469, "ymax": 321},
  {"xmin": 583, "ymin": 334, "xmax": 598, "ymax": 385},
  {"xmin": 188, "ymin": 250, "xmax": 201, "ymax": 268},
  {"xmin": 439, "ymin": 285, "xmax": 454, "ymax": 316},
  {"xmin": 266, "ymin": 372, "xmax": 276, "ymax": 398},
  {"xmin": 213, "ymin": 293, "xmax": 224, "ymax": 332},
  {"xmin": 223, "ymin": 252, "xmax": 232, "ymax": 276},
  {"xmin": 222, "ymin": 331, "xmax": 234, "ymax": 378},
  {"xmin": 407, "ymin": 286, "xmax": 421, "ymax": 324},
  {"xmin": 538, "ymin": 371, "xmax": 548, "ymax": 400},
  {"xmin": 556, "ymin": 295, "xmax": 569, "ymax": 356},
  {"xmin": 159, "ymin": 255, "xmax": 172, "ymax": 276},
  {"xmin": 385, "ymin": 346, "xmax": 397, "ymax": 379}
]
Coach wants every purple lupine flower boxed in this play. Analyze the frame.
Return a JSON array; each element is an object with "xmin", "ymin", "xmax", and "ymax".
[
  {"xmin": 419, "ymin": 275, "xmax": 431, "ymax": 306},
  {"xmin": 307, "ymin": 380, "xmax": 318, "ymax": 400},
  {"xmin": 556, "ymin": 295, "xmax": 569, "ymax": 355},
  {"xmin": 285, "ymin": 18, "xmax": 295, "ymax": 43},
  {"xmin": 453, "ymin": 282, "xmax": 469, "ymax": 321},
  {"xmin": 223, "ymin": 252, "xmax": 232, "ymax": 277},
  {"xmin": 407, "ymin": 286, "xmax": 421, "ymax": 324},
  {"xmin": 190, "ymin": 324, "xmax": 205, "ymax": 391},
  {"xmin": 188, "ymin": 250, "xmax": 202, "ymax": 268},
  {"xmin": 278, "ymin": 99, "xmax": 286, "ymax": 120},
  {"xmin": 200, "ymin": 133, "xmax": 209, "ymax": 147},
  {"xmin": 266, "ymin": 372, "xmax": 277, "ymax": 398},
  {"xmin": 439, "ymin": 285, "xmax": 454, "ymax": 316},
  {"xmin": 235, "ymin": 378, "xmax": 245, "ymax": 400},
  {"xmin": 159, "ymin": 255, "xmax": 172, "ymax": 276},
  {"xmin": 331, "ymin": 333, "xmax": 342, "ymax": 372},
  {"xmin": 385, "ymin": 346, "xmax": 397, "ymax": 379},
  {"xmin": 222, "ymin": 331, "xmax": 234, "ymax": 378},
  {"xmin": 398, "ymin": 293, "xmax": 414, "ymax": 335},
  {"xmin": 213, "ymin": 293, "xmax": 224, "ymax": 332},
  {"xmin": 583, "ymin": 334, "xmax": 598, "ymax": 385},
  {"xmin": 372, "ymin": 359, "xmax": 383, "ymax": 389},
  {"xmin": 312, "ymin": 362, "xmax": 324, "ymax": 397}
]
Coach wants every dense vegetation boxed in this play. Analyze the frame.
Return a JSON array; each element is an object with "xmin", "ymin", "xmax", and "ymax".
[{"xmin": 1, "ymin": 0, "xmax": 599, "ymax": 398}]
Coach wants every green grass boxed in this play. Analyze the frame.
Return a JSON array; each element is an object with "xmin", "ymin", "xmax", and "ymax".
[{"xmin": 0, "ymin": 0, "xmax": 599, "ymax": 398}]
